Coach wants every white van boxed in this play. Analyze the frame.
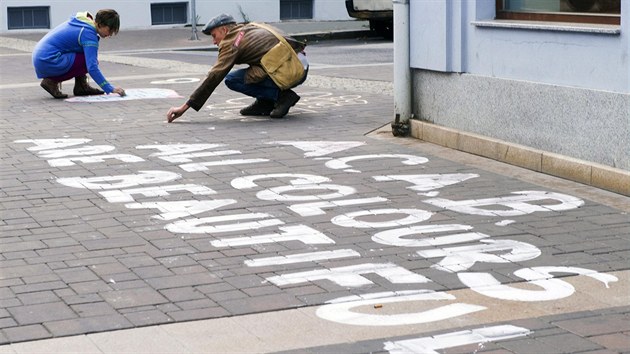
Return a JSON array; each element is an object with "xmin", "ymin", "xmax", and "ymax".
[{"xmin": 345, "ymin": 0, "xmax": 393, "ymax": 39}]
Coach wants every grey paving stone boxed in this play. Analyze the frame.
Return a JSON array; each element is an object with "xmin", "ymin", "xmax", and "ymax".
[
  {"xmin": 159, "ymin": 287, "xmax": 206, "ymax": 302},
  {"xmin": 166, "ymin": 306, "xmax": 230, "ymax": 322},
  {"xmin": 123, "ymin": 309, "xmax": 173, "ymax": 326},
  {"xmin": 218, "ymin": 293, "xmax": 305, "ymax": 315},
  {"xmin": 81, "ymin": 236, "xmax": 147, "ymax": 251},
  {"xmin": 61, "ymin": 293, "xmax": 102, "ymax": 306},
  {"xmin": 157, "ymin": 255, "xmax": 198, "ymax": 268},
  {"xmin": 0, "ymin": 264, "xmax": 51, "ymax": 280},
  {"xmin": 0, "ymin": 288, "xmax": 15, "ymax": 300},
  {"xmin": 16, "ymin": 291, "xmax": 59, "ymax": 305},
  {"xmin": 117, "ymin": 253, "xmax": 161, "ymax": 268},
  {"xmin": 144, "ymin": 272, "xmax": 221, "ymax": 289},
  {"xmin": 7, "ymin": 302, "xmax": 76, "ymax": 325},
  {"xmin": 69, "ymin": 280, "xmax": 113, "ymax": 295},
  {"xmin": 70, "ymin": 302, "xmax": 117, "ymax": 317},
  {"xmin": 100, "ymin": 287, "xmax": 168, "ymax": 309},
  {"xmin": 131, "ymin": 265, "xmax": 174, "ymax": 279},
  {"xmin": 555, "ymin": 314, "xmax": 630, "ymax": 337},
  {"xmin": 87, "ymin": 262, "xmax": 132, "ymax": 276},
  {"xmin": 55, "ymin": 267, "xmax": 100, "ymax": 283},
  {"xmin": 0, "ymin": 317, "xmax": 17, "ymax": 329},
  {"xmin": 2, "ymin": 324, "xmax": 51, "ymax": 343},
  {"xmin": 175, "ymin": 298, "xmax": 217, "ymax": 310},
  {"xmin": 171, "ymin": 265, "xmax": 208, "ymax": 275},
  {"xmin": 532, "ymin": 332, "xmax": 603, "ymax": 353},
  {"xmin": 44, "ymin": 314, "xmax": 133, "ymax": 337},
  {"xmin": 10, "ymin": 281, "xmax": 68, "ymax": 294}
]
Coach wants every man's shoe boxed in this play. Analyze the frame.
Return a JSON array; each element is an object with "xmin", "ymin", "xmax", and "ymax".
[
  {"xmin": 73, "ymin": 75, "xmax": 104, "ymax": 96},
  {"xmin": 270, "ymin": 90, "xmax": 300, "ymax": 118},
  {"xmin": 40, "ymin": 78, "xmax": 68, "ymax": 99},
  {"xmin": 240, "ymin": 99, "xmax": 275, "ymax": 116}
]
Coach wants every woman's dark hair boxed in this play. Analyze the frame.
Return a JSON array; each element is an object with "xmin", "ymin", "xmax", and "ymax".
[{"xmin": 95, "ymin": 9, "xmax": 120, "ymax": 35}]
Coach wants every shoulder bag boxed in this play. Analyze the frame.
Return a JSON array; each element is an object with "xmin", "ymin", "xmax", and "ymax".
[{"xmin": 252, "ymin": 22, "xmax": 305, "ymax": 90}]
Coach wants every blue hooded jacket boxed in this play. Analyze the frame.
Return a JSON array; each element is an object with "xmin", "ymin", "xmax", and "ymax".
[{"xmin": 32, "ymin": 12, "xmax": 114, "ymax": 93}]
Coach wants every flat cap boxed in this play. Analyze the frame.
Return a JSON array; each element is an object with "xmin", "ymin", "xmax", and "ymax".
[{"xmin": 202, "ymin": 13, "xmax": 236, "ymax": 35}]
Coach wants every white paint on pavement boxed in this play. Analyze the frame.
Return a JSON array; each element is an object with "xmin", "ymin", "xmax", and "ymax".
[
  {"xmin": 417, "ymin": 239, "xmax": 542, "ymax": 273},
  {"xmin": 332, "ymin": 208, "xmax": 433, "ymax": 228},
  {"xmin": 57, "ymin": 170, "xmax": 180, "ymax": 190},
  {"xmin": 316, "ymin": 290, "xmax": 486, "ymax": 326},
  {"xmin": 166, "ymin": 213, "xmax": 284, "ymax": 234},
  {"xmin": 231, "ymin": 173, "xmax": 330, "ymax": 190},
  {"xmin": 459, "ymin": 266, "xmax": 619, "ymax": 301},
  {"xmin": 257, "ymin": 184, "xmax": 356, "ymax": 202},
  {"xmin": 424, "ymin": 191, "xmax": 585, "ymax": 216},
  {"xmin": 49, "ymin": 154, "xmax": 144, "ymax": 167},
  {"xmin": 136, "ymin": 144, "xmax": 241, "ymax": 163},
  {"xmin": 267, "ymin": 263, "xmax": 430, "ymax": 287},
  {"xmin": 151, "ymin": 77, "xmax": 200, "ymax": 84},
  {"xmin": 244, "ymin": 249, "xmax": 360, "ymax": 267},
  {"xmin": 269, "ymin": 141, "xmax": 366, "ymax": 157},
  {"xmin": 372, "ymin": 224, "xmax": 489, "ymax": 248},
  {"xmin": 211, "ymin": 225, "xmax": 336, "ymax": 247},
  {"xmin": 37, "ymin": 145, "xmax": 115, "ymax": 157},
  {"xmin": 15, "ymin": 138, "xmax": 92, "ymax": 151},
  {"xmin": 179, "ymin": 158, "xmax": 270, "ymax": 172},
  {"xmin": 383, "ymin": 325, "xmax": 531, "ymax": 354},
  {"xmin": 290, "ymin": 197, "xmax": 388, "ymax": 216},
  {"xmin": 65, "ymin": 88, "xmax": 181, "ymax": 102},
  {"xmin": 326, "ymin": 154, "xmax": 429, "ymax": 173},
  {"xmin": 100, "ymin": 184, "xmax": 217, "ymax": 203},
  {"xmin": 373, "ymin": 173, "xmax": 479, "ymax": 193},
  {"xmin": 126, "ymin": 199, "xmax": 237, "ymax": 221}
]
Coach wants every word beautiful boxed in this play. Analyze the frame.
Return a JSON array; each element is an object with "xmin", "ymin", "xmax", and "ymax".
[{"xmin": 15, "ymin": 139, "xmax": 618, "ymax": 327}]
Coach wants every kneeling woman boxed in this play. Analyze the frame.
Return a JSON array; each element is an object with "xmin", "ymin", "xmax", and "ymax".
[{"xmin": 32, "ymin": 9, "xmax": 126, "ymax": 98}]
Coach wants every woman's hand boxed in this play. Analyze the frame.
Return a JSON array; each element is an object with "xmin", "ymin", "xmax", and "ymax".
[
  {"xmin": 167, "ymin": 103, "xmax": 189, "ymax": 123},
  {"xmin": 113, "ymin": 87, "xmax": 126, "ymax": 97}
]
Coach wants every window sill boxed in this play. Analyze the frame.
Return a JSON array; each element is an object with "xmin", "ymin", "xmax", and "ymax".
[{"xmin": 471, "ymin": 20, "xmax": 620, "ymax": 35}]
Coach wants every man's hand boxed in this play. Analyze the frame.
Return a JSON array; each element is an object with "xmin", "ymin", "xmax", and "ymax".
[{"xmin": 167, "ymin": 103, "xmax": 189, "ymax": 123}]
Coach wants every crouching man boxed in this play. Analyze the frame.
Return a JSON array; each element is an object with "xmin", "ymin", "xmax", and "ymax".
[{"xmin": 166, "ymin": 13, "xmax": 308, "ymax": 123}]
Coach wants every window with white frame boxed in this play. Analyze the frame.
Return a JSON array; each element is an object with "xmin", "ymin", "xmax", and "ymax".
[{"xmin": 496, "ymin": 0, "xmax": 620, "ymax": 25}]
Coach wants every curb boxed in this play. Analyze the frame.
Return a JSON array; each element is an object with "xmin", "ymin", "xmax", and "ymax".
[
  {"xmin": 409, "ymin": 120, "xmax": 630, "ymax": 197},
  {"xmin": 291, "ymin": 29, "xmax": 376, "ymax": 43},
  {"xmin": 171, "ymin": 30, "xmax": 377, "ymax": 52}
]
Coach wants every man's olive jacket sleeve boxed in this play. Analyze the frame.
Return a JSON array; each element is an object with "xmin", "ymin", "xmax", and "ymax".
[{"xmin": 186, "ymin": 42, "xmax": 237, "ymax": 111}]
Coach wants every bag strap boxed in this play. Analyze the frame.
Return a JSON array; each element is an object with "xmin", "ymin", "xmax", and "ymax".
[{"xmin": 251, "ymin": 22, "xmax": 295, "ymax": 52}]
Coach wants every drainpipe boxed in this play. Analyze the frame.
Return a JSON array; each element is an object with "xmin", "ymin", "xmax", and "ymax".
[
  {"xmin": 190, "ymin": 0, "xmax": 199, "ymax": 40},
  {"xmin": 391, "ymin": 0, "xmax": 412, "ymax": 137}
]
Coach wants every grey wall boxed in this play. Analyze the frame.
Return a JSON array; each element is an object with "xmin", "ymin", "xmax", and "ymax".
[{"xmin": 413, "ymin": 71, "xmax": 630, "ymax": 171}]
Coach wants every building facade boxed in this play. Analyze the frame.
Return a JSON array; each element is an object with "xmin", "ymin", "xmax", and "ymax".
[
  {"xmin": 1, "ymin": 0, "xmax": 351, "ymax": 32},
  {"xmin": 407, "ymin": 0, "xmax": 628, "ymax": 173}
]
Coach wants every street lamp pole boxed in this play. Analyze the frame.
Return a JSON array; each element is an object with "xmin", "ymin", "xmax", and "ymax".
[{"xmin": 190, "ymin": 0, "xmax": 199, "ymax": 40}]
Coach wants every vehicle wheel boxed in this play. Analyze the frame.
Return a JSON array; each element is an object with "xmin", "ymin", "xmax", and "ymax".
[
  {"xmin": 567, "ymin": 0, "xmax": 597, "ymax": 11},
  {"xmin": 370, "ymin": 20, "xmax": 393, "ymax": 40}
]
